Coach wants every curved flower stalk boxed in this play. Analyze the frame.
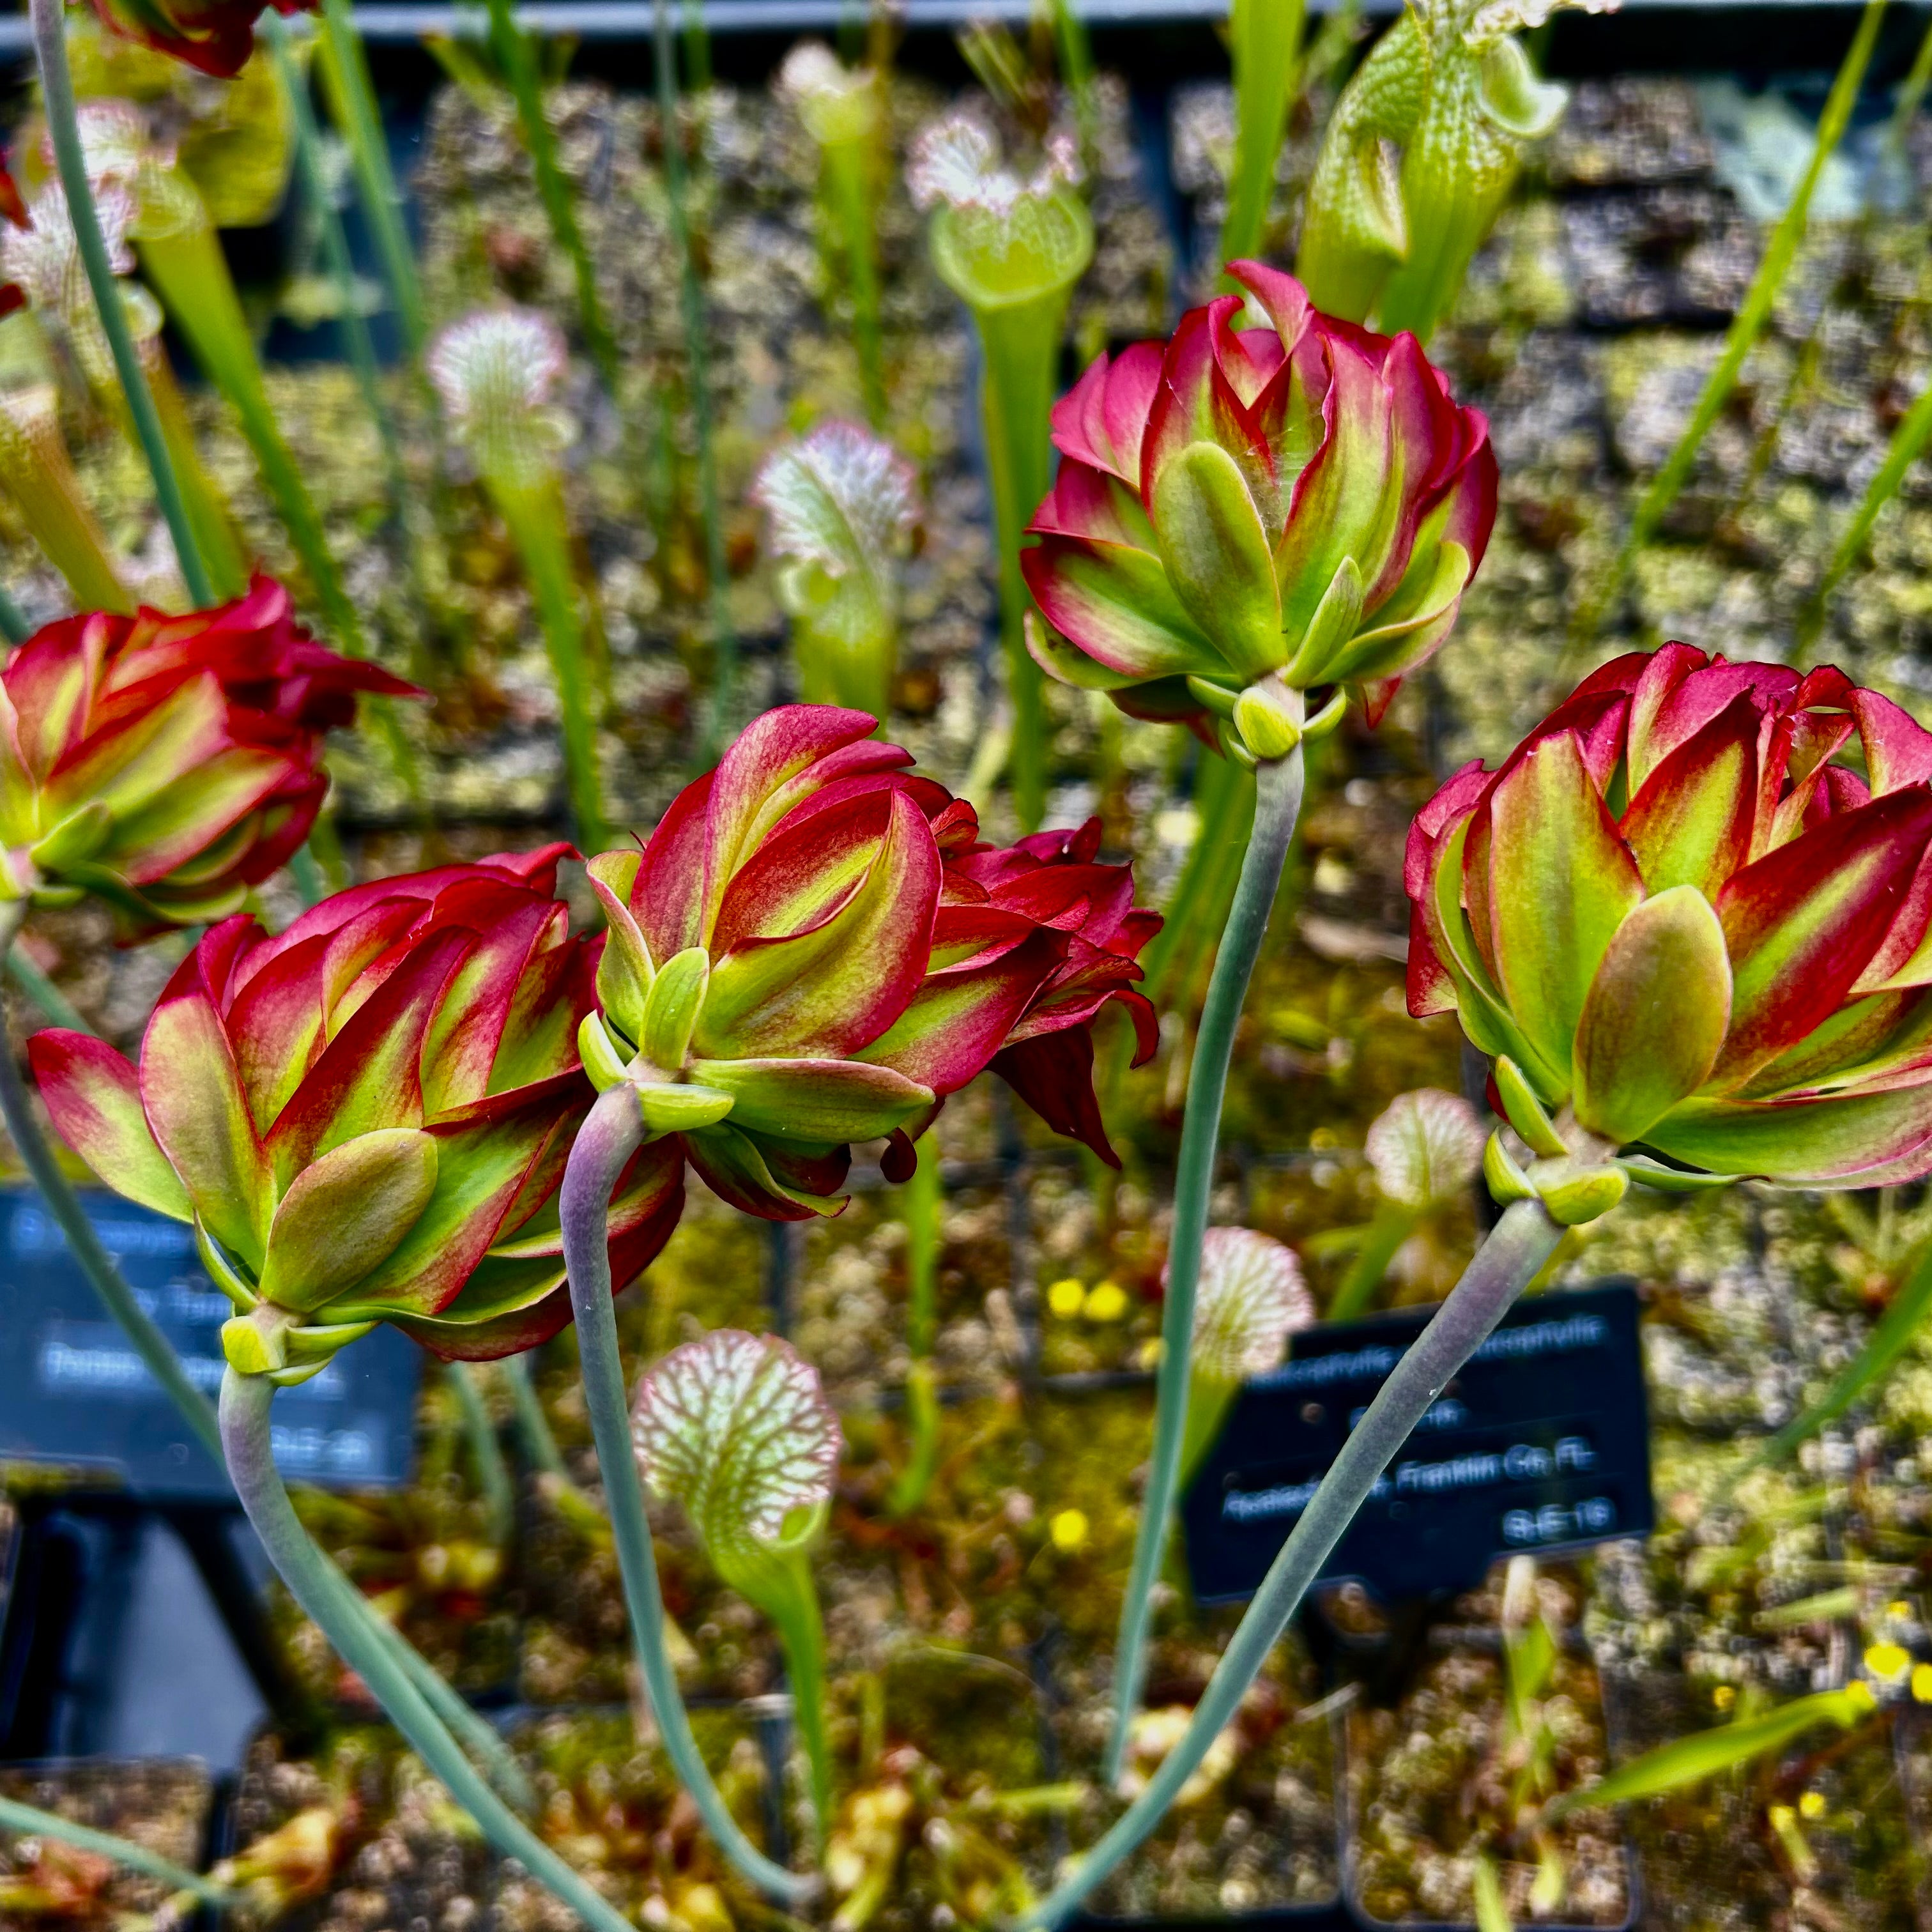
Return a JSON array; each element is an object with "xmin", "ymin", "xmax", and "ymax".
[
  {"xmin": 1177, "ymin": 1226, "xmax": 1312, "ymax": 1486},
  {"xmin": 558, "ymin": 703, "xmax": 1154, "ymax": 1899},
  {"xmin": 77, "ymin": 99, "xmax": 371, "ymax": 657},
  {"xmin": 1295, "ymin": 0, "xmax": 1607, "ymax": 344},
  {"xmin": 1031, "ymin": 263, "xmax": 1497, "ymax": 1782},
  {"xmin": 429, "ymin": 307, "xmax": 608, "ymax": 850},
  {"xmin": 753, "ymin": 419, "xmax": 918, "ymax": 723},
  {"xmin": 1409, "ymin": 647, "xmax": 1932, "ymax": 1195},
  {"xmin": 0, "ymin": 578, "xmax": 408, "ymax": 933},
  {"xmin": 0, "ymin": 378, "xmax": 133, "ymax": 614},
  {"xmin": 910, "ymin": 109, "xmax": 1091, "ymax": 831},
  {"xmin": 3, "ymin": 178, "xmax": 248, "ymax": 599},
  {"xmin": 780, "ymin": 43, "xmax": 888, "ymax": 425},
  {"xmin": 88, "ymin": 0, "xmax": 315, "ymax": 78},
  {"xmin": 1024, "ymin": 259, "xmax": 1498, "ymax": 749},
  {"xmin": 632, "ymin": 1328, "xmax": 843, "ymax": 1837},
  {"xmin": 1326, "ymin": 1086, "xmax": 1485, "ymax": 1321},
  {"xmin": 30, "ymin": 847, "xmax": 683, "ymax": 1366}
]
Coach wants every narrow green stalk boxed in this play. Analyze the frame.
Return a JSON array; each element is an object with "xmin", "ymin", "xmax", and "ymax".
[
  {"xmin": 29, "ymin": 0, "xmax": 213, "ymax": 608},
  {"xmin": 719, "ymin": 1539, "xmax": 832, "ymax": 1843},
  {"xmin": 1731, "ymin": 1235, "xmax": 1932, "ymax": 1482},
  {"xmin": 1800, "ymin": 367, "xmax": 1932, "ymax": 659},
  {"xmin": 1326, "ymin": 1199, "xmax": 1420, "ymax": 1324},
  {"xmin": 135, "ymin": 206, "xmax": 364, "ymax": 651},
  {"xmin": 1177, "ymin": 1369, "xmax": 1240, "ymax": 1494},
  {"xmin": 1220, "ymin": 0, "xmax": 1306, "ymax": 273},
  {"xmin": 1887, "ymin": 8, "xmax": 1932, "ymax": 159},
  {"xmin": 0, "ymin": 581, "xmax": 27, "ymax": 645},
  {"xmin": 263, "ymin": 12, "xmax": 409, "ymax": 503},
  {"xmin": 142, "ymin": 348, "xmax": 250, "ymax": 601},
  {"xmin": 1050, "ymin": 0, "xmax": 1099, "ymax": 167},
  {"xmin": 889, "ymin": 1133, "xmax": 944, "ymax": 1517},
  {"xmin": 651, "ymin": 0, "xmax": 739, "ymax": 756},
  {"xmin": 1141, "ymin": 755, "xmax": 1255, "ymax": 1018},
  {"xmin": 484, "ymin": 0, "xmax": 622, "ymax": 397},
  {"xmin": 822, "ymin": 138, "xmax": 886, "ymax": 427},
  {"xmin": 488, "ymin": 470, "xmax": 608, "ymax": 849},
  {"xmin": 502, "ymin": 1353, "xmax": 571, "ymax": 1480},
  {"xmin": 449, "ymin": 1360, "xmax": 516, "ymax": 1549},
  {"xmin": 1103, "ymin": 746, "xmax": 1304, "ymax": 1786},
  {"xmin": 1588, "ymin": 0, "xmax": 1886, "ymax": 640},
  {"xmin": 220, "ymin": 1368, "xmax": 640, "ymax": 1932},
  {"xmin": 0, "ymin": 1796, "xmax": 236, "ymax": 1908},
  {"xmin": 979, "ymin": 297, "xmax": 1074, "ymax": 832},
  {"xmin": 0, "ymin": 388, "xmax": 132, "ymax": 614},
  {"xmin": 6, "ymin": 947, "xmax": 91, "ymax": 1033},
  {"xmin": 317, "ymin": 0, "xmax": 427, "ymax": 354},
  {"xmin": 1029, "ymin": 1198, "xmax": 1565, "ymax": 1930},
  {"xmin": 558, "ymin": 1085, "xmax": 817, "ymax": 1905}
]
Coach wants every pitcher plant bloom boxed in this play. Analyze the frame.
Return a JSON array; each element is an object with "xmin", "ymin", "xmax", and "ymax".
[
  {"xmin": 1297, "ymin": 0, "xmax": 1611, "ymax": 344},
  {"xmin": 89, "ymin": 0, "xmax": 316, "ymax": 78},
  {"xmin": 908, "ymin": 108, "xmax": 1092, "ymax": 832},
  {"xmin": 29, "ymin": 847, "xmax": 685, "ymax": 1374},
  {"xmin": 0, "ymin": 578, "xmax": 414, "ymax": 934},
  {"xmin": 753, "ymin": 418, "xmax": 919, "ymax": 722},
  {"xmin": 632, "ymin": 1328, "xmax": 843, "ymax": 1834},
  {"xmin": 575, "ymin": 704, "xmax": 1160, "ymax": 1216},
  {"xmin": 1023, "ymin": 259, "xmax": 1497, "ymax": 759},
  {"xmin": 1407, "ymin": 647, "xmax": 1932, "ymax": 1199},
  {"xmin": 1179, "ymin": 1226, "xmax": 1312, "ymax": 1485}
]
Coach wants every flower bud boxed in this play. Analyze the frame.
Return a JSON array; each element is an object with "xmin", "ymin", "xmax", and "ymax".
[
  {"xmin": 30, "ymin": 850, "xmax": 684, "ymax": 1368},
  {"xmin": 0, "ymin": 578, "xmax": 416, "ymax": 935},
  {"xmin": 1409, "ymin": 648, "xmax": 1932, "ymax": 1188},
  {"xmin": 1023, "ymin": 261, "xmax": 1496, "ymax": 744}
]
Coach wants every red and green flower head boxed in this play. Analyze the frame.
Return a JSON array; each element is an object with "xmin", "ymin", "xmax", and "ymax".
[
  {"xmin": 29, "ymin": 849, "xmax": 684, "ymax": 1374},
  {"xmin": 87, "ymin": 0, "xmax": 315, "ymax": 78},
  {"xmin": 1023, "ymin": 261, "xmax": 1496, "ymax": 760},
  {"xmin": 577, "ymin": 705, "xmax": 1160, "ymax": 1218},
  {"xmin": 1407, "ymin": 647, "xmax": 1932, "ymax": 1203},
  {"xmin": 0, "ymin": 576, "xmax": 417, "ymax": 937}
]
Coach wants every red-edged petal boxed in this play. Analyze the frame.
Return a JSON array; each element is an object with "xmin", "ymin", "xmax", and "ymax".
[
  {"xmin": 1710, "ymin": 786, "xmax": 1932, "ymax": 1087},
  {"xmin": 993, "ymin": 1029, "xmax": 1119, "ymax": 1167},
  {"xmin": 28, "ymin": 1030, "xmax": 190, "ymax": 1220}
]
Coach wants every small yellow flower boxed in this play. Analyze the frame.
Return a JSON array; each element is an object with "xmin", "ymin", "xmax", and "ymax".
[
  {"xmin": 1137, "ymin": 1337, "xmax": 1165, "ymax": 1370},
  {"xmin": 1887, "ymin": 1599, "xmax": 1913, "ymax": 1619},
  {"xmin": 1084, "ymin": 1280, "xmax": 1129, "ymax": 1322},
  {"xmin": 1798, "ymin": 1790, "xmax": 1826, "ymax": 1820},
  {"xmin": 1864, "ymin": 1641, "xmax": 1911, "ymax": 1683},
  {"xmin": 1712, "ymin": 1684, "xmax": 1736, "ymax": 1713},
  {"xmin": 1767, "ymin": 1804, "xmax": 1795, "ymax": 1832},
  {"xmin": 1050, "ymin": 1508, "xmax": 1089, "ymax": 1552},
  {"xmin": 1047, "ymin": 1278, "xmax": 1086, "ymax": 1319},
  {"xmin": 1912, "ymin": 1662, "xmax": 1932, "ymax": 1705}
]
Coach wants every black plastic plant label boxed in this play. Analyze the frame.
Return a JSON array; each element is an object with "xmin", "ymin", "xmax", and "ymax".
[
  {"xmin": 1183, "ymin": 1280, "xmax": 1653, "ymax": 1604},
  {"xmin": 0, "ymin": 1188, "xmax": 421, "ymax": 1499}
]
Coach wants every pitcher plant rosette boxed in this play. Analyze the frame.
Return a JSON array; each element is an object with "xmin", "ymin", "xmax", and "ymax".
[
  {"xmin": 29, "ymin": 845, "xmax": 684, "ymax": 1375},
  {"xmin": 1407, "ymin": 645, "xmax": 1932, "ymax": 1202},
  {"xmin": 0, "ymin": 576, "xmax": 417, "ymax": 936},
  {"xmin": 1023, "ymin": 259, "xmax": 1497, "ymax": 760},
  {"xmin": 574, "ymin": 702, "xmax": 1161, "ymax": 1211}
]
